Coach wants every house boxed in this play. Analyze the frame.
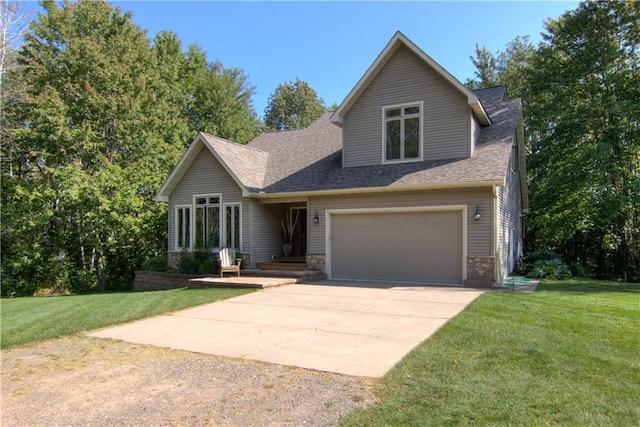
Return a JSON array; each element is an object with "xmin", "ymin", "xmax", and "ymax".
[{"xmin": 155, "ymin": 31, "xmax": 528, "ymax": 288}]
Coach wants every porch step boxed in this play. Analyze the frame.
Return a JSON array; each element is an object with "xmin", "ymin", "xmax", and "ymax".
[
  {"xmin": 272, "ymin": 256, "xmax": 306, "ymax": 263},
  {"xmin": 255, "ymin": 262, "xmax": 307, "ymax": 271}
]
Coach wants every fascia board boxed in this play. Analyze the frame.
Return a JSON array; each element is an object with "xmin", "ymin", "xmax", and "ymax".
[
  {"xmin": 154, "ymin": 133, "xmax": 251, "ymax": 202},
  {"xmin": 154, "ymin": 133, "xmax": 203, "ymax": 202},
  {"xmin": 250, "ymin": 179, "xmax": 504, "ymax": 202},
  {"xmin": 200, "ymin": 137, "xmax": 251, "ymax": 197}
]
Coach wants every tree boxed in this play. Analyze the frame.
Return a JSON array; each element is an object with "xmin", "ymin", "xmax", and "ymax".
[
  {"xmin": 189, "ymin": 59, "xmax": 262, "ymax": 143},
  {"xmin": 153, "ymin": 33, "xmax": 261, "ymax": 144},
  {"xmin": 2, "ymin": 0, "xmax": 265, "ymax": 296},
  {"xmin": 264, "ymin": 78, "xmax": 326, "ymax": 131},
  {"xmin": 466, "ymin": 44, "xmax": 499, "ymax": 89},
  {"xmin": 465, "ymin": 36, "xmax": 535, "ymax": 98},
  {"xmin": 525, "ymin": 1, "xmax": 639, "ymax": 280},
  {"xmin": 3, "ymin": 0, "xmax": 186, "ymax": 293},
  {"xmin": 0, "ymin": 0, "xmax": 31, "ymax": 84}
]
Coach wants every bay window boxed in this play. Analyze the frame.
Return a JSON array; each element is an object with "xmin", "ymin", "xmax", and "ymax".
[{"xmin": 175, "ymin": 195, "xmax": 242, "ymax": 251}]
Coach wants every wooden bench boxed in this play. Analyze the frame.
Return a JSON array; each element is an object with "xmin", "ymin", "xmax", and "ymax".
[{"xmin": 218, "ymin": 248, "xmax": 242, "ymax": 277}]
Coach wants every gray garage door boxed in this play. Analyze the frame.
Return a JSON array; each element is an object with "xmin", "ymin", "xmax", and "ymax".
[{"xmin": 330, "ymin": 210, "xmax": 463, "ymax": 284}]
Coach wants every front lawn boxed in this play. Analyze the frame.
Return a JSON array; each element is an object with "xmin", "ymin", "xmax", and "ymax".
[
  {"xmin": 1, "ymin": 287, "xmax": 254, "ymax": 348},
  {"xmin": 341, "ymin": 280, "xmax": 639, "ymax": 426}
]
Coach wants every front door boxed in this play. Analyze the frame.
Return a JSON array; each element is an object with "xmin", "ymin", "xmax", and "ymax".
[{"xmin": 290, "ymin": 207, "xmax": 307, "ymax": 257}]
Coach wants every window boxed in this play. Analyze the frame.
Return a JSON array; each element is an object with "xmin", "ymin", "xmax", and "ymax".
[
  {"xmin": 194, "ymin": 195, "xmax": 220, "ymax": 249},
  {"xmin": 383, "ymin": 102, "xmax": 423, "ymax": 163},
  {"xmin": 175, "ymin": 205, "xmax": 191, "ymax": 250},
  {"xmin": 178, "ymin": 195, "xmax": 242, "ymax": 252},
  {"xmin": 224, "ymin": 203, "xmax": 242, "ymax": 250}
]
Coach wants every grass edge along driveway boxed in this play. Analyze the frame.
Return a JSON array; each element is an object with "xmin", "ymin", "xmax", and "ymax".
[
  {"xmin": 1, "ymin": 287, "xmax": 255, "ymax": 348},
  {"xmin": 341, "ymin": 280, "xmax": 639, "ymax": 427}
]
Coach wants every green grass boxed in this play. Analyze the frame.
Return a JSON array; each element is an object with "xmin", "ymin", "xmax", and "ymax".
[
  {"xmin": 341, "ymin": 280, "xmax": 640, "ymax": 426},
  {"xmin": 1, "ymin": 287, "xmax": 254, "ymax": 348}
]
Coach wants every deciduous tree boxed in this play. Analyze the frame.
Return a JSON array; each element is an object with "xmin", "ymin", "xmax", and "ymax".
[
  {"xmin": 525, "ymin": 0, "xmax": 639, "ymax": 280},
  {"xmin": 264, "ymin": 78, "xmax": 326, "ymax": 131},
  {"xmin": 4, "ymin": 0, "xmax": 185, "ymax": 292}
]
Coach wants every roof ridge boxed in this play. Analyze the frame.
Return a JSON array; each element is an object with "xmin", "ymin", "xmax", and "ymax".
[
  {"xmin": 257, "ymin": 111, "xmax": 333, "ymax": 136},
  {"xmin": 200, "ymin": 132, "xmax": 267, "ymax": 155}
]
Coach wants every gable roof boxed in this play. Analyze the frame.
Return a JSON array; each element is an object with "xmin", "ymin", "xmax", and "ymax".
[
  {"xmin": 255, "ymin": 89, "xmax": 520, "ymax": 195},
  {"xmin": 156, "ymin": 88, "xmax": 521, "ymax": 202},
  {"xmin": 156, "ymin": 34, "xmax": 524, "ymax": 204},
  {"xmin": 330, "ymin": 31, "xmax": 491, "ymax": 127},
  {"xmin": 154, "ymin": 132, "xmax": 268, "ymax": 202}
]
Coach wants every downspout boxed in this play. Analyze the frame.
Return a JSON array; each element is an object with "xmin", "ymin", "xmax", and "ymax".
[{"xmin": 492, "ymin": 185, "xmax": 503, "ymax": 287}]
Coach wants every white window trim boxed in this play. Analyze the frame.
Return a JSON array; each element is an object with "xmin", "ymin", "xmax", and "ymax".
[
  {"xmin": 175, "ymin": 204, "xmax": 192, "ymax": 251},
  {"xmin": 381, "ymin": 100, "xmax": 424, "ymax": 164},
  {"xmin": 192, "ymin": 193, "xmax": 222, "ymax": 250},
  {"xmin": 222, "ymin": 202, "xmax": 242, "ymax": 251}
]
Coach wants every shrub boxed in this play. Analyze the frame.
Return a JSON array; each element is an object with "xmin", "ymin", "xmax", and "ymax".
[
  {"xmin": 569, "ymin": 262, "xmax": 588, "ymax": 278},
  {"xmin": 199, "ymin": 259, "xmax": 218, "ymax": 274},
  {"xmin": 528, "ymin": 258, "xmax": 572, "ymax": 280},
  {"xmin": 177, "ymin": 249, "xmax": 219, "ymax": 275},
  {"xmin": 141, "ymin": 256, "xmax": 169, "ymax": 272},
  {"xmin": 524, "ymin": 250, "xmax": 561, "ymax": 265}
]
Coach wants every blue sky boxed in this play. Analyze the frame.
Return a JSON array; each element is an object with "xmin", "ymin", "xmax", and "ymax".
[{"xmin": 29, "ymin": 1, "xmax": 580, "ymax": 118}]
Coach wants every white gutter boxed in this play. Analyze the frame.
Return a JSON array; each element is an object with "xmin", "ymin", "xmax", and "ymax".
[{"xmin": 250, "ymin": 180, "xmax": 505, "ymax": 202}]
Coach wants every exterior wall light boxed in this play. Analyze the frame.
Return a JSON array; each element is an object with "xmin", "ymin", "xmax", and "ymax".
[
  {"xmin": 313, "ymin": 211, "xmax": 320, "ymax": 224},
  {"xmin": 474, "ymin": 205, "xmax": 482, "ymax": 220}
]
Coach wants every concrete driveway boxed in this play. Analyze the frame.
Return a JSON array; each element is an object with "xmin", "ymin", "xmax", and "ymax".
[{"xmin": 89, "ymin": 281, "xmax": 484, "ymax": 377}]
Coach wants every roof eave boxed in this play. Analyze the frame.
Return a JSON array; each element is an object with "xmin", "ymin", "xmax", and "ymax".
[
  {"xmin": 154, "ymin": 132, "xmax": 205, "ymax": 203},
  {"xmin": 249, "ymin": 179, "xmax": 504, "ymax": 201},
  {"xmin": 154, "ymin": 132, "xmax": 252, "ymax": 203}
]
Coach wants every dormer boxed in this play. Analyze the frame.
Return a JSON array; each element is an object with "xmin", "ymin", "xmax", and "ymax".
[{"xmin": 330, "ymin": 32, "xmax": 490, "ymax": 168}]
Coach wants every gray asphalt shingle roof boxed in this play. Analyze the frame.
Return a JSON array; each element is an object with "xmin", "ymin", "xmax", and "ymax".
[
  {"xmin": 199, "ymin": 133, "xmax": 268, "ymax": 191},
  {"xmin": 200, "ymin": 86, "xmax": 520, "ymax": 195}
]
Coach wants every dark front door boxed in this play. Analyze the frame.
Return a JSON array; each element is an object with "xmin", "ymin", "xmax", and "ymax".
[{"xmin": 291, "ymin": 208, "xmax": 307, "ymax": 257}]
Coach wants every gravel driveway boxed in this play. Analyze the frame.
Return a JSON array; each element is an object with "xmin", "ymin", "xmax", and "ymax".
[{"xmin": 1, "ymin": 336, "xmax": 376, "ymax": 426}]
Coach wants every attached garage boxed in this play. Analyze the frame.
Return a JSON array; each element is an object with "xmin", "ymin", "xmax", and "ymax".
[{"xmin": 327, "ymin": 207, "xmax": 466, "ymax": 285}]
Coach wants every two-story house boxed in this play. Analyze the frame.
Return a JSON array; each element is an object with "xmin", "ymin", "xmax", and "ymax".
[{"xmin": 155, "ymin": 31, "xmax": 528, "ymax": 288}]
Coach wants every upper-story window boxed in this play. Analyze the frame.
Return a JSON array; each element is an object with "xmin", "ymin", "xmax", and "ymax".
[{"xmin": 383, "ymin": 101, "xmax": 423, "ymax": 163}]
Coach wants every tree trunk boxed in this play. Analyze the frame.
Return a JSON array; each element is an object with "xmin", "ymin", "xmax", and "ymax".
[{"xmin": 96, "ymin": 253, "xmax": 106, "ymax": 292}]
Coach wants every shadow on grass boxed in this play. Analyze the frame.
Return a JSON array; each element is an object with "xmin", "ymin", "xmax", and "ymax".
[{"xmin": 538, "ymin": 280, "xmax": 640, "ymax": 294}]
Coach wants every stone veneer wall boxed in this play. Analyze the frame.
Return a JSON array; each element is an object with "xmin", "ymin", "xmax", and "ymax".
[
  {"xmin": 133, "ymin": 270, "xmax": 210, "ymax": 291},
  {"xmin": 167, "ymin": 252, "xmax": 179, "ymax": 268},
  {"xmin": 466, "ymin": 256, "xmax": 496, "ymax": 288},
  {"xmin": 306, "ymin": 253, "xmax": 326, "ymax": 272}
]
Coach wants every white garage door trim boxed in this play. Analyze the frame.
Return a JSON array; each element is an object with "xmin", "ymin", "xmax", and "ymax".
[{"xmin": 325, "ymin": 205, "xmax": 467, "ymax": 284}]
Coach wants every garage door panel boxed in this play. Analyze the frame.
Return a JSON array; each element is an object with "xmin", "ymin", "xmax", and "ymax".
[{"xmin": 331, "ymin": 211, "xmax": 463, "ymax": 284}]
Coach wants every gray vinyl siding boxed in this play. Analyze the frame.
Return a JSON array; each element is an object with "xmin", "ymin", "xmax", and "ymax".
[
  {"xmin": 496, "ymin": 140, "xmax": 523, "ymax": 278},
  {"xmin": 343, "ymin": 44, "xmax": 471, "ymax": 167},
  {"xmin": 308, "ymin": 188, "xmax": 492, "ymax": 256},
  {"xmin": 167, "ymin": 145, "xmax": 247, "ymax": 252},
  {"xmin": 247, "ymin": 200, "xmax": 283, "ymax": 264}
]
